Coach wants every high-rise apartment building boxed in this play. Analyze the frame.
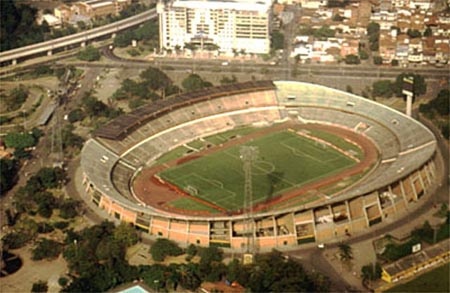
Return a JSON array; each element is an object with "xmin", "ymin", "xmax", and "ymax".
[{"xmin": 157, "ymin": 0, "xmax": 272, "ymax": 54}]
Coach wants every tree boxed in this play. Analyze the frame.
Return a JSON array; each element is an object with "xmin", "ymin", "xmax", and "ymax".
[
  {"xmin": 367, "ymin": 22, "xmax": 380, "ymax": 52},
  {"xmin": 114, "ymin": 32, "xmax": 135, "ymax": 47},
  {"xmin": 182, "ymin": 74, "xmax": 212, "ymax": 92},
  {"xmin": 359, "ymin": 49, "xmax": 369, "ymax": 60},
  {"xmin": 186, "ymin": 244, "xmax": 197, "ymax": 257},
  {"xmin": 346, "ymin": 85, "xmax": 353, "ymax": 93},
  {"xmin": 198, "ymin": 246, "xmax": 225, "ymax": 281},
  {"xmin": 31, "ymin": 281, "xmax": 48, "ymax": 293},
  {"xmin": 59, "ymin": 199, "xmax": 80, "ymax": 219},
  {"xmin": 178, "ymin": 263, "xmax": 201, "ymax": 290},
  {"xmin": 391, "ymin": 59, "xmax": 399, "ymax": 66},
  {"xmin": 34, "ymin": 167, "xmax": 66, "ymax": 189},
  {"xmin": 2, "ymin": 231, "xmax": 34, "ymax": 249},
  {"xmin": 4, "ymin": 131, "xmax": 37, "ymax": 149},
  {"xmin": 114, "ymin": 222, "xmax": 139, "ymax": 247},
  {"xmin": 424, "ymin": 27, "xmax": 432, "ymax": 37},
  {"xmin": 372, "ymin": 80, "xmax": 393, "ymax": 97},
  {"xmin": 81, "ymin": 94, "xmax": 109, "ymax": 117},
  {"xmin": 62, "ymin": 124, "xmax": 84, "ymax": 150},
  {"xmin": 139, "ymin": 67, "xmax": 172, "ymax": 91},
  {"xmin": 6, "ymin": 85, "xmax": 29, "ymax": 111},
  {"xmin": 0, "ymin": 158, "xmax": 18, "ymax": 195},
  {"xmin": 431, "ymin": 89, "xmax": 450, "ymax": 116},
  {"xmin": 367, "ymin": 22, "xmax": 380, "ymax": 36},
  {"xmin": 361, "ymin": 263, "xmax": 382, "ymax": 285},
  {"xmin": 407, "ymin": 29, "xmax": 422, "ymax": 38},
  {"xmin": 67, "ymin": 108, "xmax": 85, "ymax": 123},
  {"xmin": 77, "ymin": 45, "xmax": 101, "ymax": 62},
  {"xmin": 338, "ymin": 242, "xmax": 353, "ymax": 262},
  {"xmin": 392, "ymin": 73, "xmax": 427, "ymax": 97},
  {"xmin": 442, "ymin": 123, "xmax": 449, "ymax": 139},
  {"xmin": 150, "ymin": 238, "xmax": 183, "ymax": 261},
  {"xmin": 271, "ymin": 31, "xmax": 285, "ymax": 50},
  {"xmin": 35, "ymin": 191, "xmax": 57, "ymax": 218},
  {"xmin": 314, "ymin": 26, "xmax": 335, "ymax": 39},
  {"xmin": 373, "ymin": 56, "xmax": 383, "ymax": 65},
  {"xmin": 32, "ymin": 238, "xmax": 62, "ymax": 260},
  {"xmin": 220, "ymin": 75, "xmax": 238, "ymax": 85},
  {"xmin": 344, "ymin": 54, "xmax": 360, "ymax": 64}
]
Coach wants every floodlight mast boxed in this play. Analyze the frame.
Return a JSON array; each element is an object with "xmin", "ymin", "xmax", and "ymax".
[{"xmin": 240, "ymin": 146, "xmax": 259, "ymax": 254}]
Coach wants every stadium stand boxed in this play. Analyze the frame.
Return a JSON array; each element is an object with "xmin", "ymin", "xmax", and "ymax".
[{"xmin": 81, "ymin": 81, "xmax": 438, "ymax": 251}]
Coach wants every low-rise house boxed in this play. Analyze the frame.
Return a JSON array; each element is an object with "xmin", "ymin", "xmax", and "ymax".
[
  {"xmin": 54, "ymin": 4, "xmax": 73, "ymax": 23},
  {"xmin": 300, "ymin": 0, "xmax": 328, "ymax": 9},
  {"xmin": 379, "ymin": 32, "xmax": 397, "ymax": 63},
  {"xmin": 37, "ymin": 13, "xmax": 62, "ymax": 28},
  {"xmin": 422, "ymin": 37, "xmax": 437, "ymax": 63},
  {"xmin": 409, "ymin": 0, "xmax": 434, "ymax": 11},
  {"xmin": 341, "ymin": 37, "xmax": 359, "ymax": 56},
  {"xmin": 435, "ymin": 38, "xmax": 450, "ymax": 63}
]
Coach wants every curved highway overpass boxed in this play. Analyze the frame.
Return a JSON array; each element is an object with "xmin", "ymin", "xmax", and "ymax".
[{"xmin": 0, "ymin": 8, "xmax": 157, "ymax": 66}]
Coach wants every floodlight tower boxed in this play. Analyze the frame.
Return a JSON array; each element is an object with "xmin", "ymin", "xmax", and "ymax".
[
  {"xmin": 402, "ymin": 76, "xmax": 414, "ymax": 117},
  {"xmin": 240, "ymin": 146, "xmax": 259, "ymax": 258}
]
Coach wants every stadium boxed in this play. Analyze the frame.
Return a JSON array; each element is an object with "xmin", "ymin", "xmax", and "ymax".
[{"xmin": 81, "ymin": 81, "xmax": 437, "ymax": 250}]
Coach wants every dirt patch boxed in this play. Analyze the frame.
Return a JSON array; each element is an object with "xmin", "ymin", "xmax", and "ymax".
[
  {"xmin": 177, "ymin": 155, "xmax": 201, "ymax": 165},
  {"xmin": 132, "ymin": 121, "xmax": 378, "ymax": 217}
]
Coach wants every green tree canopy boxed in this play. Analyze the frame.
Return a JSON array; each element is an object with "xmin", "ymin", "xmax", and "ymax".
[
  {"xmin": 78, "ymin": 45, "xmax": 101, "ymax": 62},
  {"xmin": 372, "ymin": 80, "xmax": 394, "ymax": 97},
  {"xmin": 140, "ymin": 67, "xmax": 172, "ymax": 91},
  {"xmin": 367, "ymin": 22, "xmax": 380, "ymax": 36},
  {"xmin": 407, "ymin": 29, "xmax": 422, "ymax": 38},
  {"xmin": 0, "ymin": 158, "xmax": 18, "ymax": 195},
  {"xmin": 181, "ymin": 74, "xmax": 213, "ymax": 92},
  {"xmin": 314, "ymin": 25, "xmax": 336, "ymax": 39},
  {"xmin": 344, "ymin": 54, "xmax": 360, "ymax": 64},
  {"xmin": 271, "ymin": 31, "xmax": 285, "ymax": 50},
  {"xmin": 373, "ymin": 56, "xmax": 383, "ymax": 65},
  {"xmin": 392, "ymin": 73, "xmax": 427, "ymax": 97},
  {"xmin": 32, "ymin": 238, "xmax": 63, "ymax": 260},
  {"xmin": 150, "ymin": 238, "xmax": 183, "ymax": 262},
  {"xmin": 4, "ymin": 131, "xmax": 37, "ymax": 149}
]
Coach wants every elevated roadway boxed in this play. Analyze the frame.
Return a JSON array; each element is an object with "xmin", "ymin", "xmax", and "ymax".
[{"xmin": 0, "ymin": 8, "xmax": 157, "ymax": 66}]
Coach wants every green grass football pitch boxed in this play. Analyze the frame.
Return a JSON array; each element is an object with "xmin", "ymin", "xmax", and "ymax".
[
  {"xmin": 158, "ymin": 130, "xmax": 358, "ymax": 212},
  {"xmin": 385, "ymin": 263, "xmax": 449, "ymax": 292}
]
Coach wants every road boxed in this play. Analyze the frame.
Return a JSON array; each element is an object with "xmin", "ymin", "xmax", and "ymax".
[
  {"xmin": 0, "ymin": 9, "xmax": 157, "ymax": 65},
  {"xmin": 68, "ymin": 48, "xmax": 450, "ymax": 81}
]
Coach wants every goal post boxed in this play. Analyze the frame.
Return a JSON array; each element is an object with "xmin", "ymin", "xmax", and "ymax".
[{"xmin": 185, "ymin": 185, "xmax": 198, "ymax": 195}]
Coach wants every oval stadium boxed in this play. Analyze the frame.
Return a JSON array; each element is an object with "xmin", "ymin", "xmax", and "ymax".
[{"xmin": 80, "ymin": 80, "xmax": 437, "ymax": 251}]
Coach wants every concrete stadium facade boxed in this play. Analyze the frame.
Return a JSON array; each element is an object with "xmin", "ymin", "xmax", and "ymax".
[{"xmin": 80, "ymin": 80, "xmax": 437, "ymax": 251}]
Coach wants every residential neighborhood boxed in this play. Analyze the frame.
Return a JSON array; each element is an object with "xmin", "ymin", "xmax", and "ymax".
[{"xmin": 287, "ymin": 0, "xmax": 449, "ymax": 66}]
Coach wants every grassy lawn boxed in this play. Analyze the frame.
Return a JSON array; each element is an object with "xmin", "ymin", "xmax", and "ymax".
[
  {"xmin": 154, "ymin": 145, "xmax": 190, "ymax": 166},
  {"xmin": 186, "ymin": 139, "xmax": 205, "ymax": 150},
  {"xmin": 203, "ymin": 126, "xmax": 262, "ymax": 145},
  {"xmin": 159, "ymin": 130, "xmax": 357, "ymax": 212},
  {"xmin": 308, "ymin": 129, "xmax": 363, "ymax": 159},
  {"xmin": 386, "ymin": 263, "xmax": 450, "ymax": 292}
]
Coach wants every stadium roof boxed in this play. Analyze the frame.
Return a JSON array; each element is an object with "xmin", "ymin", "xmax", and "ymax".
[{"xmin": 94, "ymin": 80, "xmax": 275, "ymax": 140}]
